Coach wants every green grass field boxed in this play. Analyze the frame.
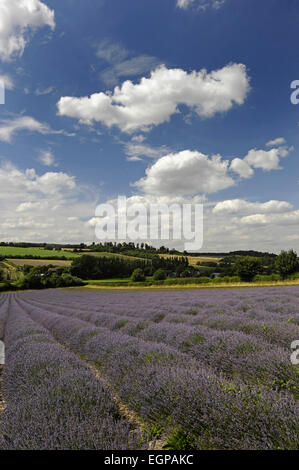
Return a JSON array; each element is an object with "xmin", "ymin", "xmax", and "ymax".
[
  {"xmin": 0, "ymin": 247, "xmax": 145, "ymax": 261},
  {"xmin": 0, "ymin": 247, "xmax": 79, "ymax": 259}
]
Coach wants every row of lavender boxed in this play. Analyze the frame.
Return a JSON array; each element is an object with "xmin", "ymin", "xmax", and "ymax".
[
  {"xmin": 0, "ymin": 295, "xmax": 143, "ymax": 450},
  {"xmin": 17, "ymin": 294, "xmax": 299, "ymax": 450},
  {"xmin": 22, "ymin": 288, "xmax": 299, "ymax": 349},
  {"xmin": 22, "ymin": 287, "xmax": 299, "ymax": 322},
  {"xmin": 21, "ymin": 292, "xmax": 299, "ymax": 393}
]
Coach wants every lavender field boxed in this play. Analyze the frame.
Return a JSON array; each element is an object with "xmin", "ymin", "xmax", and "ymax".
[{"xmin": 0, "ymin": 287, "xmax": 298, "ymax": 450}]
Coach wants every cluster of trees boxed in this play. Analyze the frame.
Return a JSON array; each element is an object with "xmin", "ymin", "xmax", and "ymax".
[
  {"xmin": 131, "ymin": 267, "xmax": 167, "ymax": 282},
  {"xmin": 130, "ymin": 250, "xmax": 299, "ymax": 284},
  {"xmin": 70, "ymin": 254, "xmax": 189, "ymax": 280},
  {"xmin": 70, "ymin": 255, "xmax": 151, "ymax": 280},
  {"xmin": 17, "ymin": 266, "xmax": 84, "ymax": 290},
  {"xmin": 233, "ymin": 250, "xmax": 299, "ymax": 282},
  {"xmin": 0, "ymin": 242, "xmax": 87, "ymax": 250},
  {"xmin": 86, "ymin": 242, "xmax": 181, "ymax": 258}
]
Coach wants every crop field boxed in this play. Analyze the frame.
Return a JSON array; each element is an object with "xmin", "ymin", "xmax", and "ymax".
[
  {"xmin": 159, "ymin": 254, "xmax": 222, "ymax": 266},
  {"xmin": 0, "ymin": 287, "xmax": 298, "ymax": 450},
  {"xmin": 0, "ymin": 247, "xmax": 144, "ymax": 262},
  {"xmin": 0, "ymin": 247, "xmax": 79, "ymax": 259},
  {"xmin": 7, "ymin": 259, "xmax": 72, "ymax": 267}
]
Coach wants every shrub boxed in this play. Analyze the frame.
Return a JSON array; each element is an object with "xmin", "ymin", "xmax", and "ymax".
[
  {"xmin": 233, "ymin": 257, "xmax": 263, "ymax": 282},
  {"xmin": 253, "ymin": 274, "xmax": 281, "ymax": 282},
  {"xmin": 275, "ymin": 250, "xmax": 298, "ymax": 279},
  {"xmin": 153, "ymin": 269, "xmax": 167, "ymax": 281},
  {"xmin": 131, "ymin": 268, "xmax": 146, "ymax": 282}
]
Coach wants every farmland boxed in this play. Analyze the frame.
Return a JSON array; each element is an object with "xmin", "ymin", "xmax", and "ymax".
[
  {"xmin": 0, "ymin": 247, "xmax": 79, "ymax": 259},
  {"xmin": 159, "ymin": 254, "xmax": 222, "ymax": 267},
  {"xmin": 0, "ymin": 287, "xmax": 298, "ymax": 450},
  {"xmin": 7, "ymin": 259, "xmax": 72, "ymax": 268},
  {"xmin": 0, "ymin": 246, "xmax": 145, "ymax": 262}
]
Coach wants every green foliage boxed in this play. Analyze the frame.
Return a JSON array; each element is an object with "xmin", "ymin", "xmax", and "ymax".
[
  {"xmin": 131, "ymin": 268, "xmax": 146, "ymax": 282},
  {"xmin": 16, "ymin": 266, "xmax": 84, "ymax": 290},
  {"xmin": 233, "ymin": 257, "xmax": 263, "ymax": 282},
  {"xmin": 153, "ymin": 269, "xmax": 167, "ymax": 281},
  {"xmin": 253, "ymin": 273, "xmax": 281, "ymax": 282},
  {"xmin": 71, "ymin": 255, "xmax": 150, "ymax": 280},
  {"xmin": 275, "ymin": 250, "xmax": 298, "ymax": 279},
  {"xmin": 0, "ymin": 281, "xmax": 16, "ymax": 292},
  {"xmin": 197, "ymin": 261, "xmax": 218, "ymax": 267},
  {"xmin": 185, "ymin": 309, "xmax": 198, "ymax": 315},
  {"xmin": 163, "ymin": 430, "xmax": 196, "ymax": 450},
  {"xmin": 0, "ymin": 246, "xmax": 76, "ymax": 259},
  {"xmin": 149, "ymin": 424, "xmax": 164, "ymax": 440}
]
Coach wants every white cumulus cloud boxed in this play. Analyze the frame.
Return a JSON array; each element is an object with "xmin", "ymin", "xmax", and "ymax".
[
  {"xmin": 134, "ymin": 150, "xmax": 235, "ymax": 197},
  {"xmin": 0, "ymin": 163, "xmax": 75, "ymax": 196},
  {"xmin": 213, "ymin": 199, "xmax": 293, "ymax": 215},
  {"xmin": 266, "ymin": 137, "xmax": 286, "ymax": 147},
  {"xmin": 244, "ymin": 146, "xmax": 292, "ymax": 171},
  {"xmin": 230, "ymin": 157, "xmax": 254, "ymax": 179},
  {"xmin": 0, "ymin": 0, "xmax": 55, "ymax": 61},
  {"xmin": 58, "ymin": 63, "xmax": 250, "ymax": 133}
]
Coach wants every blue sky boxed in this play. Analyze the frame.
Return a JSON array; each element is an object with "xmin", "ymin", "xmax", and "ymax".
[{"xmin": 0, "ymin": 0, "xmax": 298, "ymax": 252}]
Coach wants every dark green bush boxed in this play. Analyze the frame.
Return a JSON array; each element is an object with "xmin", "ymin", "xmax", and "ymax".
[
  {"xmin": 131, "ymin": 268, "xmax": 146, "ymax": 282},
  {"xmin": 153, "ymin": 269, "xmax": 167, "ymax": 281}
]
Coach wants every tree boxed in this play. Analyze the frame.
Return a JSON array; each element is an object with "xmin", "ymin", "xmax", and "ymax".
[
  {"xmin": 233, "ymin": 257, "xmax": 262, "ymax": 282},
  {"xmin": 131, "ymin": 268, "xmax": 145, "ymax": 282},
  {"xmin": 275, "ymin": 250, "xmax": 298, "ymax": 279},
  {"xmin": 153, "ymin": 269, "xmax": 167, "ymax": 281}
]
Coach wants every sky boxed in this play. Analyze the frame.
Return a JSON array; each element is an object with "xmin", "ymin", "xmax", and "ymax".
[{"xmin": 0, "ymin": 0, "xmax": 299, "ymax": 252}]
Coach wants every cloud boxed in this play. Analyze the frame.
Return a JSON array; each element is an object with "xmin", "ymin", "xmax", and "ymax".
[
  {"xmin": 124, "ymin": 138, "xmax": 171, "ymax": 161},
  {"xmin": 230, "ymin": 143, "xmax": 293, "ymax": 177},
  {"xmin": 58, "ymin": 63, "xmax": 250, "ymax": 133},
  {"xmin": 177, "ymin": 0, "xmax": 226, "ymax": 10},
  {"xmin": 0, "ymin": 162, "xmax": 75, "ymax": 196},
  {"xmin": 96, "ymin": 40, "xmax": 129, "ymax": 64},
  {"xmin": 0, "ymin": 162, "xmax": 98, "ymax": 244},
  {"xmin": 239, "ymin": 211, "xmax": 299, "ymax": 226},
  {"xmin": 0, "ymin": 0, "xmax": 55, "ymax": 62},
  {"xmin": 87, "ymin": 192, "xmax": 299, "ymax": 253},
  {"xmin": 16, "ymin": 201, "xmax": 48, "ymax": 213},
  {"xmin": 213, "ymin": 199, "xmax": 293, "ymax": 215},
  {"xmin": 134, "ymin": 150, "xmax": 235, "ymax": 196},
  {"xmin": 266, "ymin": 137, "xmax": 286, "ymax": 147},
  {"xmin": 230, "ymin": 158, "xmax": 254, "ymax": 179},
  {"xmin": 0, "ymin": 74, "xmax": 14, "ymax": 90},
  {"xmin": 35, "ymin": 86, "xmax": 54, "ymax": 96},
  {"xmin": 100, "ymin": 55, "xmax": 162, "ymax": 86},
  {"xmin": 38, "ymin": 149, "xmax": 57, "ymax": 167},
  {"xmin": 96, "ymin": 39, "xmax": 162, "ymax": 86},
  {"xmin": 244, "ymin": 146, "xmax": 292, "ymax": 171},
  {"xmin": 0, "ymin": 115, "xmax": 75, "ymax": 142}
]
